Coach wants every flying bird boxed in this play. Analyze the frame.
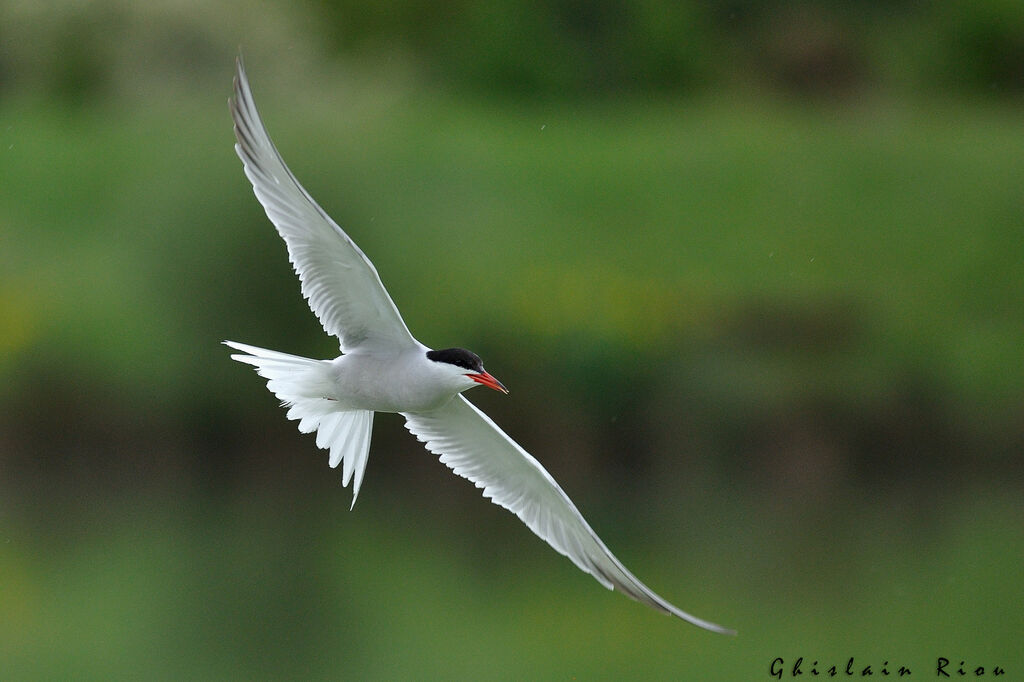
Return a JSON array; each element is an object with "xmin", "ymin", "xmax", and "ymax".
[{"xmin": 225, "ymin": 58, "xmax": 733, "ymax": 635}]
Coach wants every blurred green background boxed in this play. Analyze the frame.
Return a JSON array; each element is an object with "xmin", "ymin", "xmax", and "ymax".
[{"xmin": 2, "ymin": 0, "xmax": 1022, "ymax": 679}]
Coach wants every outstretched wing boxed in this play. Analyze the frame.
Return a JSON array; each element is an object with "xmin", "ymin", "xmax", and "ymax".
[
  {"xmin": 231, "ymin": 58, "xmax": 418, "ymax": 353},
  {"xmin": 402, "ymin": 395, "xmax": 735, "ymax": 634}
]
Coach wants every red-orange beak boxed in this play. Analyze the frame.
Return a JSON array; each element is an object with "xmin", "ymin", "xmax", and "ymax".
[{"xmin": 468, "ymin": 371, "xmax": 509, "ymax": 394}]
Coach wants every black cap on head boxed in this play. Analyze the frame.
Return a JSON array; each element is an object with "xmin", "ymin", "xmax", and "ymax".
[{"xmin": 426, "ymin": 348, "xmax": 484, "ymax": 373}]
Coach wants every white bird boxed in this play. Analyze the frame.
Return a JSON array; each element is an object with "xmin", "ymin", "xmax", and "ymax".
[{"xmin": 225, "ymin": 58, "xmax": 733, "ymax": 635}]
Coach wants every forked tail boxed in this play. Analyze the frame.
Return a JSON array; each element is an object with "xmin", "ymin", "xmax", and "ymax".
[{"xmin": 224, "ymin": 341, "xmax": 374, "ymax": 508}]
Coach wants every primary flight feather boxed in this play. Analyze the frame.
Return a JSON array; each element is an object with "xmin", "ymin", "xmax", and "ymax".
[{"xmin": 225, "ymin": 57, "xmax": 734, "ymax": 635}]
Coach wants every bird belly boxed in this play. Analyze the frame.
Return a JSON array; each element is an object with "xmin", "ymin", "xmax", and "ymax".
[{"xmin": 328, "ymin": 353, "xmax": 453, "ymax": 413}]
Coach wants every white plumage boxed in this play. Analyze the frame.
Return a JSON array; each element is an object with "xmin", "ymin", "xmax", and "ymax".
[{"xmin": 226, "ymin": 57, "xmax": 733, "ymax": 634}]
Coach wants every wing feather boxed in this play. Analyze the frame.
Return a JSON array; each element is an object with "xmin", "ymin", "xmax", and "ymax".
[
  {"xmin": 402, "ymin": 395, "xmax": 735, "ymax": 634},
  {"xmin": 230, "ymin": 58, "xmax": 417, "ymax": 352}
]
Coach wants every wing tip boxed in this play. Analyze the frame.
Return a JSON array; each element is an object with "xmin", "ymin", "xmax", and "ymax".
[
  {"xmin": 665, "ymin": 606, "xmax": 737, "ymax": 635},
  {"xmin": 691, "ymin": 618, "xmax": 737, "ymax": 636}
]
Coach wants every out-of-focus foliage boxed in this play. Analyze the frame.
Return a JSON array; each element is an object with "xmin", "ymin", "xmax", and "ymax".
[
  {"xmin": 1, "ymin": 0, "xmax": 1022, "ymax": 679},
  {"xmin": 311, "ymin": 0, "xmax": 1024, "ymax": 95},
  {"xmin": 0, "ymin": 0, "xmax": 327, "ymax": 102},
  {"xmin": 3, "ymin": 0, "xmax": 1024, "ymax": 102}
]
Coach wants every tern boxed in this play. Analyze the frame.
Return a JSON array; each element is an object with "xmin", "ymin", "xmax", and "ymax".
[{"xmin": 225, "ymin": 58, "xmax": 733, "ymax": 635}]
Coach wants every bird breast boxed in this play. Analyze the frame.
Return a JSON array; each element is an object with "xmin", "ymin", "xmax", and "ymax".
[{"xmin": 329, "ymin": 351, "xmax": 456, "ymax": 413}]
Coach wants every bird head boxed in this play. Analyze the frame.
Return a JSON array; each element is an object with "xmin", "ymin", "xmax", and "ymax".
[{"xmin": 426, "ymin": 347, "xmax": 508, "ymax": 395}]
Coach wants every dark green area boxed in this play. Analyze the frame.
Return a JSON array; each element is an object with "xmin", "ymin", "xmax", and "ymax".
[{"xmin": 313, "ymin": 0, "xmax": 1024, "ymax": 96}]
